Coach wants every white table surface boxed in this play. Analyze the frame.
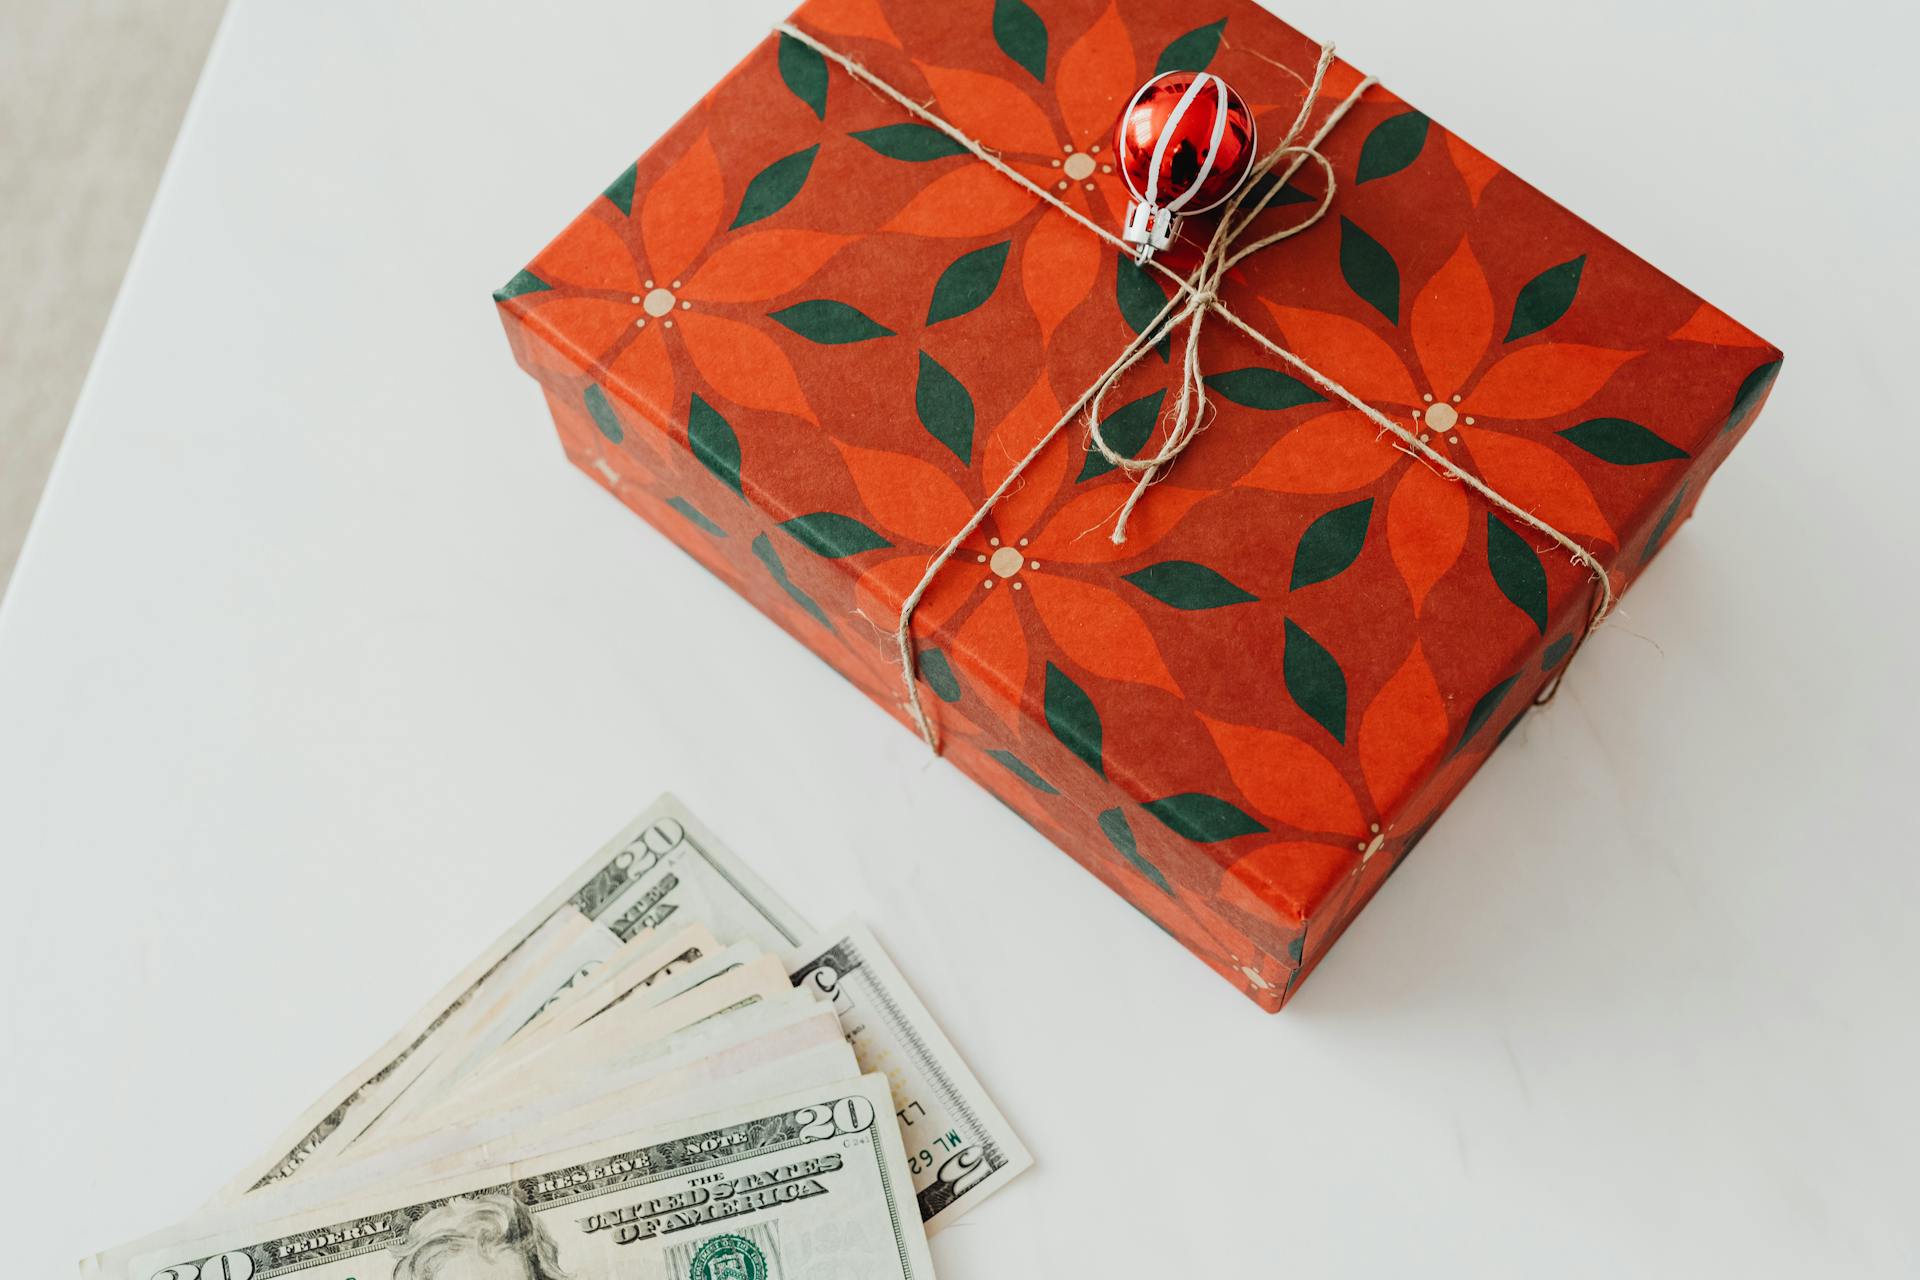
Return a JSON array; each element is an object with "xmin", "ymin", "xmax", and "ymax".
[{"xmin": 3, "ymin": 1, "xmax": 1914, "ymax": 1276}]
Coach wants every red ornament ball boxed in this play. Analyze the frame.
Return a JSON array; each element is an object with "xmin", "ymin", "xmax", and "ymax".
[{"xmin": 1113, "ymin": 71, "xmax": 1258, "ymax": 218}]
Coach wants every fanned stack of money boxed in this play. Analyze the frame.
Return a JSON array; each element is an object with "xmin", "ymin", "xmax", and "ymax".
[{"xmin": 83, "ymin": 795, "xmax": 1029, "ymax": 1280}]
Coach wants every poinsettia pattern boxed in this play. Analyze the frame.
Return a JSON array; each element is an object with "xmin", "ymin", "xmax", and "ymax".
[
  {"xmin": 1241, "ymin": 243, "xmax": 1637, "ymax": 622},
  {"xmin": 497, "ymin": 0, "xmax": 1782, "ymax": 1010},
  {"xmin": 511, "ymin": 133, "xmax": 846, "ymax": 427}
]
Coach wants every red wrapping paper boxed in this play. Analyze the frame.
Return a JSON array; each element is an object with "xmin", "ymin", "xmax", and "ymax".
[{"xmin": 495, "ymin": 0, "xmax": 1780, "ymax": 1010}]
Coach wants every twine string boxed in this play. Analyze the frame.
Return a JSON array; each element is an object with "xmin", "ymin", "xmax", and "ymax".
[{"xmin": 772, "ymin": 23, "xmax": 1616, "ymax": 751}]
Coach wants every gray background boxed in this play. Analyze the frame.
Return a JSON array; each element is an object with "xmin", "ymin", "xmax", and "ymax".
[{"xmin": 1, "ymin": 0, "xmax": 225, "ymax": 593}]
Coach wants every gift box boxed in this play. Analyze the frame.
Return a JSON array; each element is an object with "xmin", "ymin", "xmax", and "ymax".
[{"xmin": 494, "ymin": 0, "xmax": 1780, "ymax": 1010}]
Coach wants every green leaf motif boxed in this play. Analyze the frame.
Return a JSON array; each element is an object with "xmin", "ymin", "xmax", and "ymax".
[
  {"xmin": 732, "ymin": 145, "xmax": 818, "ymax": 229},
  {"xmin": 777, "ymin": 32, "xmax": 828, "ymax": 120},
  {"xmin": 1454, "ymin": 673, "xmax": 1520, "ymax": 756},
  {"xmin": 1486, "ymin": 515, "xmax": 1549, "ymax": 633},
  {"xmin": 771, "ymin": 299, "xmax": 894, "ymax": 344},
  {"xmin": 1290, "ymin": 498, "xmax": 1373, "ymax": 589},
  {"xmin": 1079, "ymin": 390, "xmax": 1165, "ymax": 480},
  {"xmin": 1154, "ymin": 19, "xmax": 1226, "ymax": 75},
  {"xmin": 1143, "ymin": 792, "xmax": 1267, "ymax": 843},
  {"xmin": 1099, "ymin": 807, "xmax": 1170, "ymax": 894},
  {"xmin": 1241, "ymin": 172, "xmax": 1313, "ymax": 210},
  {"xmin": 1724, "ymin": 358, "xmax": 1781, "ymax": 434},
  {"xmin": 1541, "ymin": 633, "xmax": 1576, "ymax": 670},
  {"xmin": 667, "ymin": 497, "xmax": 725, "ymax": 538},
  {"xmin": 1203, "ymin": 367, "xmax": 1321, "ymax": 411},
  {"xmin": 687, "ymin": 394, "xmax": 742, "ymax": 495},
  {"xmin": 992, "ymin": 0, "xmax": 1048, "ymax": 80},
  {"xmin": 582, "ymin": 384, "xmax": 623, "ymax": 444},
  {"xmin": 1558, "ymin": 418, "xmax": 1688, "ymax": 465},
  {"xmin": 919, "ymin": 649, "xmax": 961, "ymax": 703},
  {"xmin": 1283, "ymin": 619, "xmax": 1348, "ymax": 742},
  {"xmin": 1640, "ymin": 482, "xmax": 1689, "ymax": 566},
  {"xmin": 850, "ymin": 123, "xmax": 968, "ymax": 162},
  {"xmin": 988, "ymin": 749, "xmax": 1057, "ymax": 793},
  {"xmin": 1356, "ymin": 110, "xmax": 1430, "ymax": 184},
  {"xmin": 751, "ymin": 534, "xmax": 834, "ymax": 631},
  {"xmin": 1339, "ymin": 217, "xmax": 1400, "ymax": 324},
  {"xmin": 1044, "ymin": 663, "xmax": 1104, "ymax": 777},
  {"xmin": 915, "ymin": 352, "xmax": 975, "ymax": 463},
  {"xmin": 602, "ymin": 164, "xmax": 637, "ymax": 217},
  {"xmin": 1116, "ymin": 258, "xmax": 1172, "ymax": 362},
  {"xmin": 779, "ymin": 511, "xmax": 891, "ymax": 558},
  {"xmin": 493, "ymin": 269, "xmax": 549, "ymax": 302},
  {"xmin": 1505, "ymin": 255, "xmax": 1586, "ymax": 342},
  {"xmin": 1123, "ymin": 561, "xmax": 1257, "ymax": 610},
  {"xmin": 927, "ymin": 241, "xmax": 1010, "ymax": 324}
]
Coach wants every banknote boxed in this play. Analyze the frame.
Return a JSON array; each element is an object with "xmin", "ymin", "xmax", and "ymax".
[
  {"xmin": 112, "ymin": 1074, "xmax": 936, "ymax": 1280},
  {"xmin": 212, "ymin": 795, "xmax": 812, "ymax": 1200},
  {"xmin": 82, "ymin": 1002, "xmax": 861, "ymax": 1280},
  {"xmin": 788, "ymin": 922, "xmax": 1033, "ymax": 1233},
  {"xmin": 90, "ymin": 797, "xmax": 1031, "ymax": 1280}
]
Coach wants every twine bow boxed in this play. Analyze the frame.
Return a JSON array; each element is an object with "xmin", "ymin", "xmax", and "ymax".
[
  {"xmin": 1086, "ymin": 46, "xmax": 1343, "ymax": 543},
  {"xmin": 773, "ymin": 24, "xmax": 1617, "ymax": 752}
]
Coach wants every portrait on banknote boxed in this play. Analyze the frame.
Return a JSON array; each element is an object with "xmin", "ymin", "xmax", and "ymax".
[{"xmin": 389, "ymin": 1194, "xmax": 567, "ymax": 1280}]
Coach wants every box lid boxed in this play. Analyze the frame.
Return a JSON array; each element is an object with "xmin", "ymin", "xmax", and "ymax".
[{"xmin": 496, "ymin": 0, "xmax": 1780, "ymax": 990}]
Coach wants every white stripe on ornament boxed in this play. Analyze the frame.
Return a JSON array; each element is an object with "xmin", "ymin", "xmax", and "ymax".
[
  {"xmin": 1163, "ymin": 73, "xmax": 1231, "ymax": 214},
  {"xmin": 1142, "ymin": 71, "xmax": 1213, "ymax": 209}
]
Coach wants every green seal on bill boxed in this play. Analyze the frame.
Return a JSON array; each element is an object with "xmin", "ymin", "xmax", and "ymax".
[{"xmin": 686, "ymin": 1232, "xmax": 769, "ymax": 1280}]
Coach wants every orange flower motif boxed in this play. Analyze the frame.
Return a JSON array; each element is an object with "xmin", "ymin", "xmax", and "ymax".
[
  {"xmin": 836, "ymin": 373, "xmax": 1211, "ymax": 728},
  {"xmin": 885, "ymin": 3, "xmax": 1138, "ymax": 345},
  {"xmin": 512, "ymin": 132, "xmax": 851, "ymax": 426},
  {"xmin": 1239, "ymin": 237, "xmax": 1638, "ymax": 613}
]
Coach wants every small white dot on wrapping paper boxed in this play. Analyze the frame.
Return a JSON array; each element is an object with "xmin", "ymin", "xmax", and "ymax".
[
  {"xmin": 673, "ymin": 279, "xmax": 683, "ymax": 288},
  {"xmin": 1018, "ymin": 537, "xmax": 1029, "ymax": 546},
  {"xmin": 1449, "ymin": 435, "xmax": 1459, "ymax": 444},
  {"xmin": 1057, "ymin": 181, "xmax": 1069, "ymax": 191},
  {"xmin": 1029, "ymin": 560, "xmax": 1039, "ymax": 569},
  {"xmin": 983, "ymin": 579, "xmax": 994, "ymax": 588},
  {"xmin": 664, "ymin": 320, "xmax": 674, "ymax": 328},
  {"xmin": 1451, "ymin": 394, "xmax": 1462, "ymax": 403},
  {"xmin": 681, "ymin": 301, "xmax": 691, "ymax": 310},
  {"xmin": 1370, "ymin": 823, "xmax": 1381, "ymax": 833},
  {"xmin": 1051, "ymin": 159, "xmax": 1062, "ymax": 168},
  {"xmin": 644, "ymin": 279, "xmax": 654, "ymax": 288},
  {"xmin": 634, "ymin": 319, "xmax": 645, "ymax": 328},
  {"xmin": 975, "ymin": 554, "xmax": 986, "ymax": 563},
  {"xmin": 1419, "ymin": 432, "xmax": 1430, "ymax": 442},
  {"xmin": 630, "ymin": 295, "xmax": 641, "ymax": 304},
  {"xmin": 1423, "ymin": 393, "xmax": 1434, "ymax": 403},
  {"xmin": 1465, "ymin": 416, "xmax": 1476, "ymax": 425},
  {"xmin": 989, "ymin": 537, "xmax": 1000, "ymax": 546},
  {"xmin": 1012, "ymin": 581, "xmax": 1024, "ymax": 590}
]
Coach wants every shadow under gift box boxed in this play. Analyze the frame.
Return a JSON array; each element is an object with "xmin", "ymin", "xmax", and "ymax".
[{"xmin": 494, "ymin": 0, "xmax": 1780, "ymax": 1011}]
